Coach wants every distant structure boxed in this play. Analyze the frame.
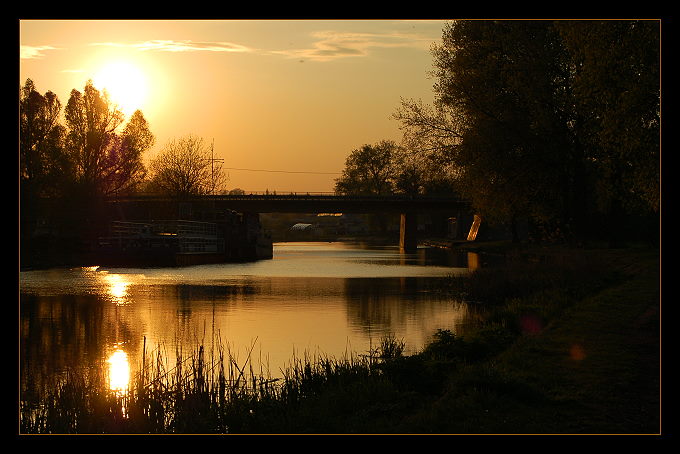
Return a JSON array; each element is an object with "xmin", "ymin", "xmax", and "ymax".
[
  {"xmin": 97, "ymin": 211, "xmax": 272, "ymax": 267},
  {"xmin": 289, "ymin": 223, "xmax": 315, "ymax": 232},
  {"xmin": 105, "ymin": 193, "xmax": 472, "ymax": 254}
]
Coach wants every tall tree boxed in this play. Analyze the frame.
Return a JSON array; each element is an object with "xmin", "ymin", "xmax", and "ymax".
[
  {"xmin": 557, "ymin": 20, "xmax": 660, "ymax": 215},
  {"xmin": 20, "ymin": 79, "xmax": 69, "ymax": 197},
  {"xmin": 63, "ymin": 80, "xmax": 153, "ymax": 196},
  {"xmin": 431, "ymin": 21, "xmax": 576, "ymax": 228},
  {"xmin": 396, "ymin": 20, "xmax": 660, "ymax": 242}
]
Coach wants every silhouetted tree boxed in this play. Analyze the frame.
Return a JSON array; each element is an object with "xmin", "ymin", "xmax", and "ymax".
[
  {"xmin": 334, "ymin": 140, "xmax": 397, "ymax": 195},
  {"xmin": 20, "ymin": 79, "xmax": 71, "ymax": 198},
  {"xmin": 102, "ymin": 110, "xmax": 155, "ymax": 195},
  {"xmin": 557, "ymin": 20, "xmax": 660, "ymax": 216},
  {"xmin": 335, "ymin": 137, "xmax": 459, "ymax": 198},
  {"xmin": 437, "ymin": 21, "xmax": 577, "ymax": 229},
  {"xmin": 20, "ymin": 79, "xmax": 73, "ymax": 259},
  {"xmin": 63, "ymin": 80, "xmax": 152, "ymax": 196},
  {"xmin": 395, "ymin": 19, "xmax": 660, "ymax": 243},
  {"xmin": 390, "ymin": 147, "xmax": 424, "ymax": 195},
  {"xmin": 148, "ymin": 135, "xmax": 226, "ymax": 196}
]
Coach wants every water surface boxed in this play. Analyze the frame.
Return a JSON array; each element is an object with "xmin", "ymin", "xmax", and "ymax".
[{"xmin": 20, "ymin": 242, "xmax": 479, "ymax": 390}]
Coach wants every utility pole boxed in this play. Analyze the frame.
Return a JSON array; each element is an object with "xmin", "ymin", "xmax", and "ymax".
[{"xmin": 209, "ymin": 138, "xmax": 224, "ymax": 195}]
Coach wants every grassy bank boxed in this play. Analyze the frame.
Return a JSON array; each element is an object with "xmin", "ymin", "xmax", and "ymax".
[
  {"xmin": 397, "ymin": 245, "xmax": 661, "ymax": 434},
  {"xmin": 19, "ymin": 243, "xmax": 661, "ymax": 435}
]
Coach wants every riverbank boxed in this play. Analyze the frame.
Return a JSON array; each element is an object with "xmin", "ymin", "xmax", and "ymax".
[
  {"xmin": 19, "ymin": 241, "xmax": 662, "ymax": 435},
  {"xmin": 403, "ymin": 242, "xmax": 662, "ymax": 434},
  {"xmin": 278, "ymin": 242, "xmax": 661, "ymax": 434}
]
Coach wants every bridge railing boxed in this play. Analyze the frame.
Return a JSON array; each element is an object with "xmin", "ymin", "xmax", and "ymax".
[
  {"xmin": 107, "ymin": 192, "xmax": 468, "ymax": 203},
  {"xmin": 233, "ymin": 191, "xmax": 336, "ymax": 196}
]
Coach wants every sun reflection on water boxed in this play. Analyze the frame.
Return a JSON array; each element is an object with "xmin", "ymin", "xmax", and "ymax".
[
  {"xmin": 107, "ymin": 345, "xmax": 130, "ymax": 394},
  {"xmin": 104, "ymin": 273, "xmax": 132, "ymax": 305}
]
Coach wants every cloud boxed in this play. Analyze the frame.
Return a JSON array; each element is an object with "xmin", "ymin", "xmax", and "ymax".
[
  {"xmin": 91, "ymin": 39, "xmax": 253, "ymax": 53},
  {"xmin": 20, "ymin": 45, "xmax": 59, "ymax": 59},
  {"xmin": 90, "ymin": 29, "xmax": 432, "ymax": 63},
  {"xmin": 272, "ymin": 30, "xmax": 434, "ymax": 62}
]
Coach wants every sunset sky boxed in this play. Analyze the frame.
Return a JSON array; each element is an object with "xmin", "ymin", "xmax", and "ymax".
[{"xmin": 19, "ymin": 19, "xmax": 448, "ymax": 193}]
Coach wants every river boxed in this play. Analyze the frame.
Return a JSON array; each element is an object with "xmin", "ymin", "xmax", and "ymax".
[{"xmin": 20, "ymin": 241, "xmax": 480, "ymax": 393}]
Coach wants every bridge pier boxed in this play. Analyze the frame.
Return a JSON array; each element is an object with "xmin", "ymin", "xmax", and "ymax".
[{"xmin": 399, "ymin": 212, "xmax": 417, "ymax": 253}]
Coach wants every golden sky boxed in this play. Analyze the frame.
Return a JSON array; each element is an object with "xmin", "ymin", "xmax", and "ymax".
[{"xmin": 20, "ymin": 19, "xmax": 447, "ymax": 193}]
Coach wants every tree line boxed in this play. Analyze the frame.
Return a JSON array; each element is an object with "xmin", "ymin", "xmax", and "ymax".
[
  {"xmin": 21, "ymin": 20, "xmax": 660, "ymax": 249},
  {"xmin": 20, "ymin": 79, "xmax": 228, "ymax": 202},
  {"xmin": 335, "ymin": 20, "xmax": 660, "ymax": 244}
]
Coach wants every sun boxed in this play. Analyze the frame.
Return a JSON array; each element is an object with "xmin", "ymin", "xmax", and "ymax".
[{"xmin": 93, "ymin": 61, "xmax": 149, "ymax": 117}]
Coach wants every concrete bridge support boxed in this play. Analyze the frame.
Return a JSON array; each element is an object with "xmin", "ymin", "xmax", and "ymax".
[{"xmin": 399, "ymin": 212, "xmax": 418, "ymax": 253}]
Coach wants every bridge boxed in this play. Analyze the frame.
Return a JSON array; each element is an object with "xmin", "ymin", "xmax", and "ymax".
[{"xmin": 105, "ymin": 193, "xmax": 472, "ymax": 253}]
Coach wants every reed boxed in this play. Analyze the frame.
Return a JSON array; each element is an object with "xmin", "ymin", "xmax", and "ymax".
[{"xmin": 19, "ymin": 331, "xmax": 397, "ymax": 434}]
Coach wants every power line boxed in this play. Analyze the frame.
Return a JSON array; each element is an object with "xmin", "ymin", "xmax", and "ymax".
[{"xmin": 223, "ymin": 166, "xmax": 340, "ymax": 175}]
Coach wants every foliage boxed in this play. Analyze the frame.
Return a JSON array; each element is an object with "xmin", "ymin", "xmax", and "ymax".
[
  {"xmin": 334, "ymin": 140, "xmax": 397, "ymax": 195},
  {"xmin": 148, "ymin": 135, "xmax": 227, "ymax": 197},
  {"xmin": 556, "ymin": 20, "xmax": 660, "ymax": 214},
  {"xmin": 19, "ymin": 79, "xmax": 71, "ymax": 198},
  {"xmin": 394, "ymin": 20, "xmax": 660, "ymax": 242},
  {"xmin": 436, "ymin": 21, "xmax": 577, "ymax": 225},
  {"xmin": 20, "ymin": 79, "xmax": 155, "ymax": 200},
  {"xmin": 335, "ymin": 138, "xmax": 459, "ymax": 197},
  {"xmin": 63, "ymin": 80, "xmax": 153, "ymax": 196}
]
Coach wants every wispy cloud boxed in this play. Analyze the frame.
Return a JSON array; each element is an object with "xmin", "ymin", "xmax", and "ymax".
[
  {"xmin": 20, "ymin": 45, "xmax": 59, "ymax": 59},
  {"xmin": 272, "ymin": 30, "xmax": 434, "ymax": 62},
  {"xmin": 91, "ymin": 39, "xmax": 253, "ymax": 53},
  {"xmin": 89, "ymin": 29, "xmax": 433, "ymax": 62}
]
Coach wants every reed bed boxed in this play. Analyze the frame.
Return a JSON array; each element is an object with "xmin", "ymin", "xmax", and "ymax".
[{"xmin": 19, "ymin": 333, "xmax": 397, "ymax": 434}]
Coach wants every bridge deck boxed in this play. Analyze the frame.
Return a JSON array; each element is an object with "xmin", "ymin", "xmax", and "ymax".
[{"xmin": 108, "ymin": 194, "xmax": 470, "ymax": 214}]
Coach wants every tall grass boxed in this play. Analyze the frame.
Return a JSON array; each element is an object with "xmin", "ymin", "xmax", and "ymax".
[{"xmin": 19, "ymin": 333, "xmax": 398, "ymax": 434}]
